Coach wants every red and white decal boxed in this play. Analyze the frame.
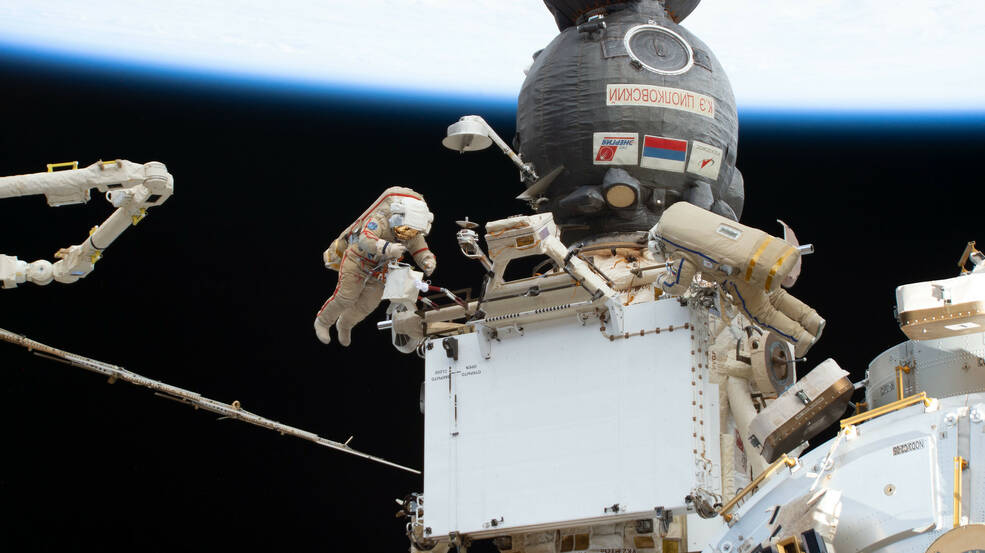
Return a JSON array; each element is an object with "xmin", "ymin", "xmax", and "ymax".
[
  {"xmin": 592, "ymin": 132, "xmax": 639, "ymax": 165},
  {"xmin": 606, "ymin": 84, "xmax": 715, "ymax": 119},
  {"xmin": 686, "ymin": 140, "xmax": 724, "ymax": 180}
]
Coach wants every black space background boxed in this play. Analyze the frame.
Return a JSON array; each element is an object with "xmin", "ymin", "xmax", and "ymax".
[{"xmin": 0, "ymin": 52, "xmax": 983, "ymax": 552}]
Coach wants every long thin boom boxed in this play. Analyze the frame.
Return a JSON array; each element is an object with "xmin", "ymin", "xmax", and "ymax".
[{"xmin": 0, "ymin": 327, "xmax": 420, "ymax": 475}]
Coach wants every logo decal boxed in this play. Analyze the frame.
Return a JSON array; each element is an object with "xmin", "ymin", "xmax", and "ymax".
[
  {"xmin": 686, "ymin": 140, "xmax": 724, "ymax": 180},
  {"xmin": 592, "ymin": 133, "xmax": 639, "ymax": 165},
  {"xmin": 367, "ymin": 221, "xmax": 378, "ymax": 230}
]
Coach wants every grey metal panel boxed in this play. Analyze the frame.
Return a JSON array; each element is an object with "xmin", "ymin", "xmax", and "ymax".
[{"xmin": 518, "ymin": 0, "xmax": 741, "ymax": 241}]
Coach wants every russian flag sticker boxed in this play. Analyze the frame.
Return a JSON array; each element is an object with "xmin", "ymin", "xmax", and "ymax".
[{"xmin": 640, "ymin": 135, "xmax": 687, "ymax": 173}]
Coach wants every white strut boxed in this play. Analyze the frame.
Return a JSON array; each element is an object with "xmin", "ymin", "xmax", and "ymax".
[{"xmin": 0, "ymin": 159, "xmax": 173, "ymax": 288}]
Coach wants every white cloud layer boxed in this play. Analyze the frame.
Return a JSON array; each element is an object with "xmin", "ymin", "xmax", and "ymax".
[{"xmin": 1, "ymin": 1, "xmax": 982, "ymax": 110}]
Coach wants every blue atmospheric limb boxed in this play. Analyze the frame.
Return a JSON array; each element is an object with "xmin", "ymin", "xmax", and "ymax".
[
  {"xmin": 1, "ymin": 37, "xmax": 982, "ymax": 132},
  {"xmin": 0, "ymin": 38, "xmax": 518, "ymax": 115},
  {"xmin": 740, "ymin": 107, "xmax": 985, "ymax": 135}
]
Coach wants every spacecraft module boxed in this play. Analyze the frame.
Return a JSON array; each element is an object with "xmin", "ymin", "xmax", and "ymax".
[{"xmin": 517, "ymin": 0, "xmax": 742, "ymax": 241}]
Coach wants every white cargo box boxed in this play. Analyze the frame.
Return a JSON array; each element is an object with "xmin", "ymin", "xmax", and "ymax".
[
  {"xmin": 421, "ymin": 299, "xmax": 720, "ymax": 538},
  {"xmin": 896, "ymin": 272, "xmax": 985, "ymax": 340}
]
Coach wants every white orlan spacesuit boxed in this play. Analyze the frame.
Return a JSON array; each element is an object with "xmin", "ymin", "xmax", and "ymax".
[
  {"xmin": 314, "ymin": 187, "xmax": 436, "ymax": 346},
  {"xmin": 650, "ymin": 201, "xmax": 824, "ymax": 357}
]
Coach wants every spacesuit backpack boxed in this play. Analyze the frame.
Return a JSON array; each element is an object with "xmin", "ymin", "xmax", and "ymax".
[{"xmin": 652, "ymin": 201, "xmax": 800, "ymax": 293}]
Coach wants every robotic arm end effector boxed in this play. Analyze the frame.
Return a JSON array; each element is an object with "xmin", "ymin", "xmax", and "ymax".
[{"xmin": 0, "ymin": 256, "xmax": 54, "ymax": 289}]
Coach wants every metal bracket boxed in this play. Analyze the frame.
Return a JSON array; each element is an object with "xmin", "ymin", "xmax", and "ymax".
[
  {"xmin": 795, "ymin": 390, "xmax": 811, "ymax": 405},
  {"xmin": 498, "ymin": 324, "xmax": 525, "ymax": 339},
  {"xmin": 442, "ymin": 337, "xmax": 459, "ymax": 361},
  {"xmin": 606, "ymin": 301, "xmax": 625, "ymax": 334},
  {"xmin": 653, "ymin": 507, "xmax": 672, "ymax": 535},
  {"xmin": 477, "ymin": 325, "xmax": 495, "ymax": 360},
  {"xmin": 482, "ymin": 516, "xmax": 504, "ymax": 529}
]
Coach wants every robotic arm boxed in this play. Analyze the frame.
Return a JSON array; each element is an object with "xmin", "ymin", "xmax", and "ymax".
[{"xmin": 0, "ymin": 159, "xmax": 173, "ymax": 288}]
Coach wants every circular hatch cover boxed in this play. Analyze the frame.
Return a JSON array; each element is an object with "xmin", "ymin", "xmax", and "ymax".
[{"xmin": 624, "ymin": 24, "xmax": 694, "ymax": 75}]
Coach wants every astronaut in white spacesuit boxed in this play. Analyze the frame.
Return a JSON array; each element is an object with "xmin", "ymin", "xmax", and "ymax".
[
  {"xmin": 314, "ymin": 187, "xmax": 436, "ymax": 346},
  {"xmin": 651, "ymin": 201, "xmax": 824, "ymax": 357}
]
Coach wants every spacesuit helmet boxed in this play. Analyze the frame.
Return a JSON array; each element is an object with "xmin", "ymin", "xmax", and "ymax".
[{"xmin": 389, "ymin": 197, "xmax": 434, "ymax": 236}]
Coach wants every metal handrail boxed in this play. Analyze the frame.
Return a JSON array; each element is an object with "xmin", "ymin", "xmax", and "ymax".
[
  {"xmin": 840, "ymin": 392, "xmax": 933, "ymax": 429},
  {"xmin": 719, "ymin": 454, "xmax": 798, "ymax": 522}
]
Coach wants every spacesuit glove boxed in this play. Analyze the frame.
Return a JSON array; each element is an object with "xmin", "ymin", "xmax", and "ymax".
[
  {"xmin": 421, "ymin": 258, "xmax": 436, "ymax": 276},
  {"xmin": 381, "ymin": 241, "xmax": 407, "ymax": 259}
]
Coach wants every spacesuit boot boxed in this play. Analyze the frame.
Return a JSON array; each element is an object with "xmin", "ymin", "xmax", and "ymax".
[
  {"xmin": 770, "ymin": 289, "xmax": 826, "ymax": 339},
  {"xmin": 335, "ymin": 321, "xmax": 351, "ymax": 347},
  {"xmin": 314, "ymin": 319, "xmax": 333, "ymax": 345},
  {"xmin": 790, "ymin": 327, "xmax": 816, "ymax": 358}
]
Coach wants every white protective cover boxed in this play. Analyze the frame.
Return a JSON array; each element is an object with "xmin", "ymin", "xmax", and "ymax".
[
  {"xmin": 381, "ymin": 264, "xmax": 424, "ymax": 307},
  {"xmin": 422, "ymin": 299, "xmax": 713, "ymax": 536},
  {"xmin": 896, "ymin": 272, "xmax": 985, "ymax": 313},
  {"xmin": 747, "ymin": 358, "xmax": 850, "ymax": 459},
  {"xmin": 896, "ymin": 272, "xmax": 985, "ymax": 339}
]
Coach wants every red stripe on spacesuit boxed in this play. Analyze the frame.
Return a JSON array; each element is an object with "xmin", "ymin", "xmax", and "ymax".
[
  {"xmin": 348, "ymin": 249, "xmax": 376, "ymax": 266},
  {"xmin": 317, "ymin": 251, "xmax": 348, "ymax": 316},
  {"xmin": 411, "ymin": 247, "xmax": 429, "ymax": 256}
]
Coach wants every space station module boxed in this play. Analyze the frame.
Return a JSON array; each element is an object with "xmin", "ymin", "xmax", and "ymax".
[
  {"xmin": 314, "ymin": 186, "xmax": 436, "ymax": 346},
  {"xmin": 650, "ymin": 201, "xmax": 824, "ymax": 357}
]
